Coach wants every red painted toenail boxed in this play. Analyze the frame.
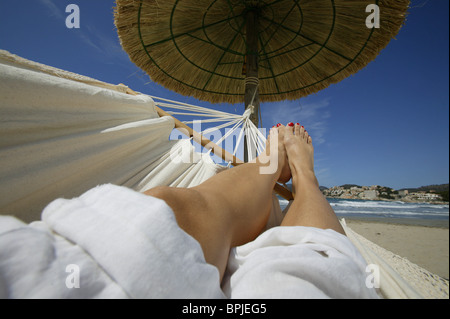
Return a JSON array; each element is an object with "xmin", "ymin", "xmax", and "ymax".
[
  {"xmin": 276, "ymin": 123, "xmax": 282, "ymax": 127},
  {"xmin": 288, "ymin": 122, "xmax": 294, "ymax": 127},
  {"xmin": 296, "ymin": 123, "xmax": 300, "ymax": 126}
]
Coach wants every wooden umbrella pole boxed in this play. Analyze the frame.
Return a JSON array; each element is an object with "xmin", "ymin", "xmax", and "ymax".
[{"xmin": 243, "ymin": 8, "xmax": 260, "ymax": 163}]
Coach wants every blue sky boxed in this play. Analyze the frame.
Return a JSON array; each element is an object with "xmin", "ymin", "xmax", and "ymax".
[{"xmin": 0, "ymin": 0, "xmax": 448, "ymax": 190}]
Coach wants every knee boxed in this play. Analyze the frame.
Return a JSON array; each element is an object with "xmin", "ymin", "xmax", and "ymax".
[
  {"xmin": 143, "ymin": 186, "xmax": 172, "ymax": 201},
  {"xmin": 144, "ymin": 186, "xmax": 208, "ymax": 215},
  {"xmin": 144, "ymin": 186, "xmax": 187, "ymax": 214}
]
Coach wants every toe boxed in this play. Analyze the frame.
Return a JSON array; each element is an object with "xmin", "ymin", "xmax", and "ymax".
[
  {"xmin": 299, "ymin": 126, "xmax": 306, "ymax": 139},
  {"xmin": 275, "ymin": 124, "xmax": 284, "ymax": 140},
  {"xmin": 283, "ymin": 124, "xmax": 292, "ymax": 137},
  {"xmin": 267, "ymin": 126, "xmax": 278, "ymax": 144},
  {"xmin": 294, "ymin": 123, "xmax": 301, "ymax": 136}
]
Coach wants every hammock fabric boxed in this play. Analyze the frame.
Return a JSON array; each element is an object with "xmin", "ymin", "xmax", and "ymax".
[
  {"xmin": 0, "ymin": 50, "xmax": 447, "ymax": 299},
  {"xmin": 0, "ymin": 50, "xmax": 225, "ymax": 223}
]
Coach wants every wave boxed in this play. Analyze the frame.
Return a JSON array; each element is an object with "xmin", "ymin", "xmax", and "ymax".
[
  {"xmin": 334, "ymin": 210, "xmax": 448, "ymax": 217},
  {"xmin": 329, "ymin": 200, "xmax": 416, "ymax": 209},
  {"xmin": 278, "ymin": 198, "xmax": 449, "ymax": 220},
  {"xmin": 329, "ymin": 200, "xmax": 449, "ymax": 210}
]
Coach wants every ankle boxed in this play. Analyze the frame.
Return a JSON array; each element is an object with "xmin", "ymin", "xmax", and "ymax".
[
  {"xmin": 292, "ymin": 168, "xmax": 319, "ymax": 190},
  {"xmin": 254, "ymin": 157, "xmax": 282, "ymax": 182}
]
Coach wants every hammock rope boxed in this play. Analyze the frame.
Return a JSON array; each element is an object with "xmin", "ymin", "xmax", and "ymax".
[{"xmin": 150, "ymin": 95, "xmax": 267, "ymax": 162}]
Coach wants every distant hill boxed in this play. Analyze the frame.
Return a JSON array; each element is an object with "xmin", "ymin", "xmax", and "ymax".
[
  {"xmin": 285, "ymin": 184, "xmax": 331, "ymax": 194},
  {"xmin": 340, "ymin": 184, "xmax": 362, "ymax": 189},
  {"xmin": 400, "ymin": 184, "xmax": 449, "ymax": 192}
]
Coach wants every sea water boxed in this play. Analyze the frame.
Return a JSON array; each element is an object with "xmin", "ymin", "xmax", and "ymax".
[{"xmin": 278, "ymin": 198, "xmax": 449, "ymax": 221}]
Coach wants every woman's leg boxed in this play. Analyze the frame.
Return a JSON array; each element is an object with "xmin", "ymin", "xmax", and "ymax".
[
  {"xmin": 281, "ymin": 124, "xmax": 345, "ymax": 235},
  {"xmin": 144, "ymin": 126, "xmax": 290, "ymax": 279}
]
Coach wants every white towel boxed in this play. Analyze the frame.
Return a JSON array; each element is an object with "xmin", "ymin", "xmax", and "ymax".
[
  {"xmin": 0, "ymin": 184, "xmax": 378, "ymax": 299},
  {"xmin": 0, "ymin": 184, "xmax": 224, "ymax": 298},
  {"xmin": 223, "ymin": 226, "xmax": 380, "ymax": 299}
]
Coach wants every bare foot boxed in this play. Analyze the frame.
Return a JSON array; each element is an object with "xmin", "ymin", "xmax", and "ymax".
[
  {"xmin": 282, "ymin": 124, "xmax": 346, "ymax": 235},
  {"xmin": 284, "ymin": 124, "xmax": 318, "ymax": 189},
  {"xmin": 260, "ymin": 124, "xmax": 291, "ymax": 183}
]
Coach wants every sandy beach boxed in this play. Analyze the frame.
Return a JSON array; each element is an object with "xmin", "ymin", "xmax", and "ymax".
[{"xmin": 344, "ymin": 218, "xmax": 449, "ymax": 280}]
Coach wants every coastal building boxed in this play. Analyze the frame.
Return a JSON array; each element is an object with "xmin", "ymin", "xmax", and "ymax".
[
  {"xmin": 409, "ymin": 192, "xmax": 442, "ymax": 201},
  {"xmin": 398, "ymin": 190, "xmax": 409, "ymax": 197},
  {"xmin": 363, "ymin": 190, "xmax": 378, "ymax": 200}
]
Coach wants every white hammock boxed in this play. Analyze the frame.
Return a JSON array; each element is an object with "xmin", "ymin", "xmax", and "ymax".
[{"xmin": 0, "ymin": 50, "xmax": 447, "ymax": 299}]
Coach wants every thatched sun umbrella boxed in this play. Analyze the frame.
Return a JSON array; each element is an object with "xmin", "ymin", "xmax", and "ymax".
[{"xmin": 114, "ymin": 0, "xmax": 409, "ymax": 160}]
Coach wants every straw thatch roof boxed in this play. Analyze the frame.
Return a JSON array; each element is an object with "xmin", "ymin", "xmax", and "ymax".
[{"xmin": 115, "ymin": 0, "xmax": 409, "ymax": 104}]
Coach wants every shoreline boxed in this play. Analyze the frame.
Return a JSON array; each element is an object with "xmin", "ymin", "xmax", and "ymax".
[
  {"xmin": 325, "ymin": 196, "xmax": 449, "ymax": 206},
  {"xmin": 338, "ymin": 216, "xmax": 449, "ymax": 228},
  {"xmin": 343, "ymin": 218, "xmax": 449, "ymax": 279}
]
